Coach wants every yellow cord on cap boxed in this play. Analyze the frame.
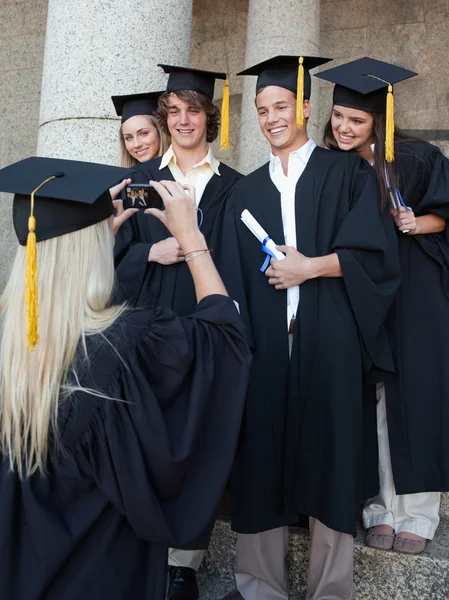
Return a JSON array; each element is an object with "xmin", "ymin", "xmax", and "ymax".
[
  {"xmin": 26, "ymin": 175, "xmax": 57, "ymax": 352},
  {"xmin": 385, "ymin": 84, "xmax": 395, "ymax": 162},
  {"xmin": 220, "ymin": 76, "xmax": 230, "ymax": 150},
  {"xmin": 296, "ymin": 57, "xmax": 304, "ymax": 129},
  {"xmin": 366, "ymin": 74, "xmax": 395, "ymax": 162}
]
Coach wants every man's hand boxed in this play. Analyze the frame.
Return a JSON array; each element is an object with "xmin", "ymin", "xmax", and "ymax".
[
  {"xmin": 392, "ymin": 206, "xmax": 417, "ymax": 234},
  {"xmin": 148, "ymin": 237, "xmax": 185, "ymax": 265},
  {"xmin": 265, "ymin": 246, "xmax": 313, "ymax": 289}
]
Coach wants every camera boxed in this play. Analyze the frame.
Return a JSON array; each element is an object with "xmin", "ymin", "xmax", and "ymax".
[{"xmin": 124, "ymin": 184, "xmax": 163, "ymax": 210}]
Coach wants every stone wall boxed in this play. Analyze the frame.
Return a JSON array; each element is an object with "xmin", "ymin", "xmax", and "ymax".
[{"xmin": 0, "ymin": 0, "xmax": 48, "ymax": 291}]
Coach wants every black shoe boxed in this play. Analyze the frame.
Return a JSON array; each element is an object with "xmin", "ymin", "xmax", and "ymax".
[{"xmin": 167, "ymin": 566, "xmax": 199, "ymax": 600}]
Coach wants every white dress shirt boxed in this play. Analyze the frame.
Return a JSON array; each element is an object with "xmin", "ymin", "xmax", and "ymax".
[
  {"xmin": 159, "ymin": 145, "xmax": 221, "ymax": 206},
  {"xmin": 269, "ymin": 138, "xmax": 317, "ymax": 329}
]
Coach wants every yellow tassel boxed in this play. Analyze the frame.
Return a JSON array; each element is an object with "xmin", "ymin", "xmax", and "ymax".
[
  {"xmin": 220, "ymin": 76, "xmax": 230, "ymax": 150},
  {"xmin": 296, "ymin": 57, "xmax": 304, "ymax": 129},
  {"xmin": 26, "ymin": 216, "xmax": 39, "ymax": 352},
  {"xmin": 385, "ymin": 84, "xmax": 395, "ymax": 162},
  {"xmin": 25, "ymin": 174, "xmax": 57, "ymax": 351}
]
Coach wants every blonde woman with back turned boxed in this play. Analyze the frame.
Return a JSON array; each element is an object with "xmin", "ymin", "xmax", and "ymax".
[{"xmin": 0, "ymin": 157, "xmax": 250, "ymax": 600}]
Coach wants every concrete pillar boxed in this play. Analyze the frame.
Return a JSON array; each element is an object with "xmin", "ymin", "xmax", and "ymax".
[
  {"xmin": 239, "ymin": 0, "xmax": 321, "ymax": 174},
  {"xmin": 37, "ymin": 0, "xmax": 193, "ymax": 165}
]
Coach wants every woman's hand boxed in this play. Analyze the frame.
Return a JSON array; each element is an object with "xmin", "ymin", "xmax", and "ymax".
[
  {"xmin": 145, "ymin": 181, "xmax": 204, "ymax": 251},
  {"xmin": 148, "ymin": 237, "xmax": 185, "ymax": 265},
  {"xmin": 392, "ymin": 206, "xmax": 416, "ymax": 234},
  {"xmin": 110, "ymin": 178, "xmax": 138, "ymax": 236}
]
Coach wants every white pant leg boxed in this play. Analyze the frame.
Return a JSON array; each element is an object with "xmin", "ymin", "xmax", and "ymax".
[
  {"xmin": 307, "ymin": 518, "xmax": 354, "ymax": 600},
  {"xmin": 235, "ymin": 528, "xmax": 289, "ymax": 600},
  {"xmin": 363, "ymin": 383, "xmax": 396, "ymax": 530},
  {"xmin": 168, "ymin": 548, "xmax": 205, "ymax": 571},
  {"xmin": 363, "ymin": 384, "xmax": 441, "ymax": 539},
  {"xmin": 394, "ymin": 492, "xmax": 441, "ymax": 539}
]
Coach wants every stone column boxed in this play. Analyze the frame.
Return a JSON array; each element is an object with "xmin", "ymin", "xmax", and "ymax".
[
  {"xmin": 239, "ymin": 0, "xmax": 321, "ymax": 174},
  {"xmin": 37, "ymin": 0, "xmax": 193, "ymax": 165}
]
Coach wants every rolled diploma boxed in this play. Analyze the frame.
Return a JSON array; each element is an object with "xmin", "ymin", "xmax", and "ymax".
[{"xmin": 241, "ymin": 209, "xmax": 285, "ymax": 261}]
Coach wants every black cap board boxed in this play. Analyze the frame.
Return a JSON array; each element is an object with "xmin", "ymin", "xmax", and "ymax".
[
  {"xmin": 0, "ymin": 157, "xmax": 132, "ymax": 245},
  {"xmin": 158, "ymin": 64, "xmax": 227, "ymax": 99},
  {"xmin": 237, "ymin": 55, "xmax": 332, "ymax": 99},
  {"xmin": 315, "ymin": 57, "xmax": 417, "ymax": 113},
  {"xmin": 111, "ymin": 91, "xmax": 163, "ymax": 123}
]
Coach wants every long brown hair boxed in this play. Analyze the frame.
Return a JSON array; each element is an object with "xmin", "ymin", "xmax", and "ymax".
[
  {"xmin": 156, "ymin": 90, "xmax": 221, "ymax": 143},
  {"xmin": 323, "ymin": 111, "xmax": 423, "ymax": 212}
]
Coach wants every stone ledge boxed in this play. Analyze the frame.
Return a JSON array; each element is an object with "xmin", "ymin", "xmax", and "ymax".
[{"xmin": 200, "ymin": 508, "xmax": 449, "ymax": 600}]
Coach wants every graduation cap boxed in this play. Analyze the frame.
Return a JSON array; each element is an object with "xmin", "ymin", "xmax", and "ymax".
[
  {"xmin": 237, "ymin": 55, "xmax": 332, "ymax": 129},
  {"xmin": 111, "ymin": 91, "xmax": 163, "ymax": 123},
  {"xmin": 315, "ymin": 57, "xmax": 417, "ymax": 161},
  {"xmin": 0, "ymin": 157, "xmax": 131, "ymax": 350},
  {"xmin": 158, "ymin": 64, "xmax": 230, "ymax": 150}
]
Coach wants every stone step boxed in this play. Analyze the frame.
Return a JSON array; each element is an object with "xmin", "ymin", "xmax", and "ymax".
[
  {"xmin": 199, "ymin": 512, "xmax": 449, "ymax": 600},
  {"xmin": 442, "ymin": 492, "xmax": 449, "ymax": 518}
]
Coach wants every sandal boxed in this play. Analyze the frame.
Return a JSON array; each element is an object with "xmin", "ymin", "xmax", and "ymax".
[
  {"xmin": 365, "ymin": 527, "xmax": 394, "ymax": 550},
  {"xmin": 393, "ymin": 536, "xmax": 426, "ymax": 554}
]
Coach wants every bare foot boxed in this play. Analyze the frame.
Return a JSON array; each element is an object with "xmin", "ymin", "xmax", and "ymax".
[
  {"xmin": 396, "ymin": 531, "xmax": 424, "ymax": 541},
  {"xmin": 370, "ymin": 524, "xmax": 394, "ymax": 535}
]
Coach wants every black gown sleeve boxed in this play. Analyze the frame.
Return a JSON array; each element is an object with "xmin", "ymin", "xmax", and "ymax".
[
  {"xmin": 330, "ymin": 161, "xmax": 402, "ymax": 380},
  {"xmin": 210, "ymin": 188, "xmax": 254, "ymax": 347},
  {"xmin": 78, "ymin": 295, "xmax": 251, "ymax": 548},
  {"xmin": 410, "ymin": 149, "xmax": 449, "ymax": 298}
]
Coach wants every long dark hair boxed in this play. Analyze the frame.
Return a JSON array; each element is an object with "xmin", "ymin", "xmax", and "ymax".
[{"xmin": 323, "ymin": 111, "xmax": 422, "ymax": 212}]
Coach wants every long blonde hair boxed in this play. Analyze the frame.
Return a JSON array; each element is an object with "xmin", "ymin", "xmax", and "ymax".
[
  {"xmin": 0, "ymin": 219, "xmax": 126, "ymax": 478},
  {"xmin": 119, "ymin": 114, "xmax": 170, "ymax": 168}
]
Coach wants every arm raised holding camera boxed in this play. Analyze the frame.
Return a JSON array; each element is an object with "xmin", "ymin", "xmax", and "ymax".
[{"xmin": 147, "ymin": 181, "xmax": 227, "ymax": 301}]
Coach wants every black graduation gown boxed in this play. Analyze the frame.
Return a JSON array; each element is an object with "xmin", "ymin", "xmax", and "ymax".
[
  {"xmin": 384, "ymin": 140, "xmax": 449, "ymax": 494},
  {"xmin": 114, "ymin": 156, "xmax": 242, "ymax": 314},
  {"xmin": 0, "ymin": 295, "xmax": 251, "ymax": 600},
  {"xmin": 212, "ymin": 147, "xmax": 401, "ymax": 535}
]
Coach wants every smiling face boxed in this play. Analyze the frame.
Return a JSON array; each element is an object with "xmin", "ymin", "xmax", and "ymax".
[
  {"xmin": 256, "ymin": 86, "xmax": 310, "ymax": 155},
  {"xmin": 166, "ymin": 93, "xmax": 208, "ymax": 152},
  {"xmin": 331, "ymin": 105, "xmax": 374, "ymax": 155},
  {"xmin": 121, "ymin": 115, "xmax": 160, "ymax": 163}
]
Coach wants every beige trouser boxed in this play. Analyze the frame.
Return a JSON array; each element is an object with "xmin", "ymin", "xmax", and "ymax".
[
  {"xmin": 168, "ymin": 548, "xmax": 205, "ymax": 571},
  {"xmin": 363, "ymin": 384, "xmax": 441, "ymax": 539},
  {"xmin": 235, "ymin": 521, "xmax": 354, "ymax": 600}
]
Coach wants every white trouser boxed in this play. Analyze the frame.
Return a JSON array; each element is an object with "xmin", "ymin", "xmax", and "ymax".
[
  {"xmin": 235, "ymin": 521, "xmax": 354, "ymax": 600},
  {"xmin": 168, "ymin": 548, "xmax": 205, "ymax": 571},
  {"xmin": 363, "ymin": 384, "xmax": 441, "ymax": 539}
]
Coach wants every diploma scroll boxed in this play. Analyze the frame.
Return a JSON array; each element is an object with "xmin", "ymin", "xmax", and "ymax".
[{"xmin": 241, "ymin": 209, "xmax": 285, "ymax": 272}]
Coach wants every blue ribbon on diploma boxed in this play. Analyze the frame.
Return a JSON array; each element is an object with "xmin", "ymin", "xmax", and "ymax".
[{"xmin": 260, "ymin": 236, "xmax": 277, "ymax": 272}]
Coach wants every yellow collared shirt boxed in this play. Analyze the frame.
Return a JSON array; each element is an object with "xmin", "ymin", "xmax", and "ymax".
[{"xmin": 159, "ymin": 145, "xmax": 221, "ymax": 207}]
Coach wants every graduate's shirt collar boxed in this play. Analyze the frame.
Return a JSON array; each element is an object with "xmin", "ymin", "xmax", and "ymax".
[
  {"xmin": 269, "ymin": 138, "xmax": 316, "ymax": 172},
  {"xmin": 160, "ymin": 145, "xmax": 221, "ymax": 176}
]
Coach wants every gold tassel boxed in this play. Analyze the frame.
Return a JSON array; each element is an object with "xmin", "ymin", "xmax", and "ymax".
[
  {"xmin": 385, "ymin": 84, "xmax": 395, "ymax": 162},
  {"xmin": 26, "ymin": 215, "xmax": 39, "ymax": 351},
  {"xmin": 296, "ymin": 56, "xmax": 304, "ymax": 129},
  {"xmin": 220, "ymin": 76, "xmax": 230, "ymax": 150},
  {"xmin": 26, "ymin": 175, "xmax": 57, "ymax": 352}
]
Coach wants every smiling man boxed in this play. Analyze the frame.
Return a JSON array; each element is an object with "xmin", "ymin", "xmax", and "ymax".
[
  {"xmin": 212, "ymin": 55, "xmax": 402, "ymax": 600},
  {"xmin": 113, "ymin": 66, "xmax": 242, "ymax": 600}
]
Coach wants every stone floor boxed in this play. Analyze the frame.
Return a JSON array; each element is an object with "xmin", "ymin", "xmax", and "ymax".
[{"xmin": 195, "ymin": 493, "xmax": 449, "ymax": 600}]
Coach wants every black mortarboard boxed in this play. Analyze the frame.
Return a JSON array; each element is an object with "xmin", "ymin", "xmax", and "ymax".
[
  {"xmin": 0, "ymin": 157, "xmax": 130, "ymax": 245},
  {"xmin": 237, "ymin": 55, "xmax": 332, "ymax": 128},
  {"xmin": 158, "ymin": 64, "xmax": 227, "ymax": 100},
  {"xmin": 158, "ymin": 64, "xmax": 231, "ymax": 150},
  {"xmin": 111, "ymin": 91, "xmax": 163, "ymax": 123},
  {"xmin": 315, "ymin": 57, "xmax": 417, "ymax": 161},
  {"xmin": 315, "ymin": 57, "xmax": 417, "ymax": 113},
  {"xmin": 237, "ymin": 55, "xmax": 332, "ymax": 96},
  {"xmin": 0, "ymin": 156, "xmax": 131, "ymax": 350}
]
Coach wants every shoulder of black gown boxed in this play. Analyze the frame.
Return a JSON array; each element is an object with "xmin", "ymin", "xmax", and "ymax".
[
  {"xmin": 57, "ymin": 295, "xmax": 250, "ymax": 547},
  {"xmin": 135, "ymin": 156, "xmax": 163, "ymax": 180},
  {"xmin": 217, "ymin": 162, "xmax": 242, "ymax": 183}
]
